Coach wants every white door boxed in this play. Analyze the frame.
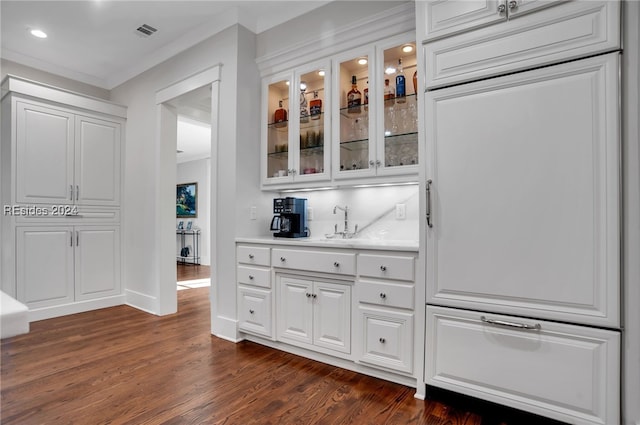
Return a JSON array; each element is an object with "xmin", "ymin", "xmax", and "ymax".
[
  {"xmin": 425, "ymin": 53, "xmax": 620, "ymax": 327},
  {"xmin": 313, "ymin": 281, "xmax": 351, "ymax": 353},
  {"xmin": 75, "ymin": 116, "xmax": 121, "ymax": 206},
  {"xmin": 75, "ymin": 226, "xmax": 121, "ymax": 301},
  {"xmin": 16, "ymin": 102, "xmax": 74, "ymax": 205},
  {"xmin": 277, "ymin": 276, "xmax": 313, "ymax": 345},
  {"xmin": 16, "ymin": 226, "xmax": 74, "ymax": 308}
]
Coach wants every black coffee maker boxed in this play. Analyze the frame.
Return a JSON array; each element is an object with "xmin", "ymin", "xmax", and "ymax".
[{"xmin": 270, "ymin": 197, "xmax": 309, "ymax": 238}]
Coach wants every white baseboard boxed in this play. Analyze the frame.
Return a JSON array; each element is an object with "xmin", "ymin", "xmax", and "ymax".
[
  {"xmin": 212, "ymin": 314, "xmax": 239, "ymax": 342},
  {"xmin": 125, "ymin": 289, "xmax": 157, "ymax": 315},
  {"xmin": 28, "ymin": 295, "xmax": 125, "ymax": 322}
]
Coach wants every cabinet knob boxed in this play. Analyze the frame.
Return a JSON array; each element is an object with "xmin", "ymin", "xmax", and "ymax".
[
  {"xmin": 248, "ymin": 275, "xmax": 254, "ymax": 280},
  {"xmin": 312, "ymin": 294, "xmax": 317, "ymax": 299},
  {"xmin": 249, "ymin": 309, "xmax": 255, "ymax": 314},
  {"xmin": 508, "ymin": 0, "xmax": 517, "ymax": 10},
  {"xmin": 379, "ymin": 338, "xmax": 386, "ymax": 343},
  {"xmin": 497, "ymin": 3, "xmax": 506, "ymax": 13},
  {"xmin": 333, "ymin": 262, "xmax": 340, "ymax": 267},
  {"xmin": 380, "ymin": 265, "xmax": 387, "ymax": 271},
  {"xmin": 280, "ymin": 257, "xmax": 286, "ymax": 262},
  {"xmin": 376, "ymin": 160, "xmax": 381, "ymax": 167},
  {"xmin": 306, "ymin": 293, "xmax": 312, "ymax": 298},
  {"xmin": 369, "ymin": 160, "xmax": 375, "ymax": 167},
  {"xmin": 248, "ymin": 254, "xmax": 254, "ymax": 259},
  {"xmin": 379, "ymin": 293, "xmax": 386, "ymax": 299}
]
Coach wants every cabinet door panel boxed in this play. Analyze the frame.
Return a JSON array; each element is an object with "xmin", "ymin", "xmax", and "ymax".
[
  {"xmin": 277, "ymin": 277, "xmax": 313, "ymax": 345},
  {"xmin": 425, "ymin": 54, "xmax": 620, "ymax": 327},
  {"xmin": 313, "ymin": 281, "xmax": 351, "ymax": 353},
  {"xmin": 16, "ymin": 227, "xmax": 74, "ymax": 308},
  {"xmin": 16, "ymin": 102, "xmax": 74, "ymax": 205},
  {"xmin": 419, "ymin": 0, "xmax": 506, "ymax": 41},
  {"xmin": 238, "ymin": 286, "xmax": 272, "ymax": 338},
  {"xmin": 75, "ymin": 226, "xmax": 121, "ymax": 300},
  {"xmin": 75, "ymin": 116, "xmax": 121, "ymax": 206},
  {"xmin": 359, "ymin": 306, "xmax": 413, "ymax": 373}
]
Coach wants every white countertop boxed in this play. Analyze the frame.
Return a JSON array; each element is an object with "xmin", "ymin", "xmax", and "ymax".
[{"xmin": 236, "ymin": 236, "xmax": 419, "ymax": 252}]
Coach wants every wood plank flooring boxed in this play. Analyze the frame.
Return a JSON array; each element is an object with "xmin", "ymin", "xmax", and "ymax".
[
  {"xmin": 177, "ymin": 263, "xmax": 210, "ymax": 281},
  {"xmin": 1, "ymin": 288, "xmax": 565, "ymax": 425}
]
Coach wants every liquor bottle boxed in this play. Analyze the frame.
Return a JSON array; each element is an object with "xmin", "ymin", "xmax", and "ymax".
[
  {"xmin": 396, "ymin": 58, "xmax": 406, "ymax": 103},
  {"xmin": 412, "ymin": 71, "xmax": 418, "ymax": 96},
  {"xmin": 384, "ymin": 79, "xmax": 395, "ymax": 106},
  {"xmin": 363, "ymin": 80, "xmax": 369, "ymax": 111},
  {"xmin": 347, "ymin": 75, "xmax": 362, "ymax": 114},
  {"xmin": 300, "ymin": 88, "xmax": 309, "ymax": 123},
  {"xmin": 274, "ymin": 100, "xmax": 287, "ymax": 128},
  {"xmin": 310, "ymin": 91, "xmax": 322, "ymax": 120}
]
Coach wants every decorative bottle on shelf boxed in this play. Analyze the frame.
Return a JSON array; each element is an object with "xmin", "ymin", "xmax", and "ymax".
[
  {"xmin": 412, "ymin": 71, "xmax": 418, "ymax": 96},
  {"xmin": 300, "ymin": 88, "xmax": 309, "ymax": 123},
  {"xmin": 384, "ymin": 79, "xmax": 395, "ymax": 106},
  {"xmin": 363, "ymin": 80, "xmax": 369, "ymax": 111},
  {"xmin": 396, "ymin": 58, "xmax": 406, "ymax": 103},
  {"xmin": 347, "ymin": 75, "xmax": 362, "ymax": 114},
  {"xmin": 310, "ymin": 91, "xmax": 322, "ymax": 120},
  {"xmin": 274, "ymin": 100, "xmax": 287, "ymax": 128}
]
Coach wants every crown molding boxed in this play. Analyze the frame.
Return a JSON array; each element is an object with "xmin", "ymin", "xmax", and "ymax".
[{"xmin": 255, "ymin": 2, "xmax": 416, "ymax": 77}]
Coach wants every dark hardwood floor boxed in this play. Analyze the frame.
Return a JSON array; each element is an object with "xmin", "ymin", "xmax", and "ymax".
[
  {"xmin": 1, "ymin": 287, "xmax": 564, "ymax": 425},
  {"xmin": 177, "ymin": 263, "xmax": 210, "ymax": 281}
]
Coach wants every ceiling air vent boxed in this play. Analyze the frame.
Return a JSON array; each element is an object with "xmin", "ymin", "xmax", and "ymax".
[{"xmin": 135, "ymin": 24, "xmax": 158, "ymax": 38}]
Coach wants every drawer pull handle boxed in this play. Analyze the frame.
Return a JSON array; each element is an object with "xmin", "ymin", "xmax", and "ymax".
[
  {"xmin": 379, "ymin": 338, "xmax": 386, "ymax": 343},
  {"xmin": 379, "ymin": 293, "xmax": 386, "ymax": 299},
  {"xmin": 248, "ymin": 275, "xmax": 254, "ymax": 280},
  {"xmin": 334, "ymin": 262, "xmax": 340, "ymax": 267},
  {"xmin": 280, "ymin": 257, "xmax": 286, "ymax": 262},
  {"xmin": 248, "ymin": 254, "xmax": 254, "ymax": 259},
  {"xmin": 480, "ymin": 316, "xmax": 541, "ymax": 331},
  {"xmin": 380, "ymin": 265, "xmax": 387, "ymax": 271},
  {"xmin": 249, "ymin": 309, "xmax": 255, "ymax": 314}
]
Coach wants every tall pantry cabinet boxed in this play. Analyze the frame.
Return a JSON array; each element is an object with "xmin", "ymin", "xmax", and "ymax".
[
  {"xmin": 1, "ymin": 76, "xmax": 126, "ymax": 321},
  {"xmin": 417, "ymin": 1, "xmax": 622, "ymax": 424}
]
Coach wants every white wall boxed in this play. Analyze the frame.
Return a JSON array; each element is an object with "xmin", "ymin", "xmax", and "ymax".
[
  {"xmin": 177, "ymin": 158, "xmax": 211, "ymax": 266},
  {"xmin": 1, "ymin": 58, "xmax": 110, "ymax": 99}
]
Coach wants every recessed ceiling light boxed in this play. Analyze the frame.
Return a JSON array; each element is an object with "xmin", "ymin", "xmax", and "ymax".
[
  {"xmin": 385, "ymin": 67, "xmax": 396, "ymax": 75},
  {"xmin": 318, "ymin": 70, "xmax": 325, "ymax": 76},
  {"xmin": 357, "ymin": 57, "xmax": 368, "ymax": 65},
  {"xmin": 401, "ymin": 44, "xmax": 414, "ymax": 53},
  {"xmin": 30, "ymin": 29, "xmax": 47, "ymax": 39}
]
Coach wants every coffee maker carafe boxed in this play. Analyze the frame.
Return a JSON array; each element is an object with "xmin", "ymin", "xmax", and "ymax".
[{"xmin": 270, "ymin": 197, "xmax": 309, "ymax": 238}]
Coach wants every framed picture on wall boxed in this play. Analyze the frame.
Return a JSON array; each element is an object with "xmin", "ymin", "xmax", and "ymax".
[{"xmin": 177, "ymin": 182, "xmax": 197, "ymax": 218}]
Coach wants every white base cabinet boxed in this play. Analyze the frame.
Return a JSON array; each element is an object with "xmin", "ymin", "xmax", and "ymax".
[
  {"xmin": 237, "ymin": 245, "xmax": 273, "ymax": 338},
  {"xmin": 426, "ymin": 306, "xmax": 620, "ymax": 425}
]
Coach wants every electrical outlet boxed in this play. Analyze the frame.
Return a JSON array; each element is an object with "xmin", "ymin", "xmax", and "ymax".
[
  {"xmin": 307, "ymin": 207, "xmax": 313, "ymax": 221},
  {"xmin": 250, "ymin": 206, "xmax": 257, "ymax": 220},
  {"xmin": 395, "ymin": 203, "xmax": 406, "ymax": 220}
]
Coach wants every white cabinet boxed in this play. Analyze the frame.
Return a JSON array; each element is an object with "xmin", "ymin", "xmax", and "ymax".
[
  {"xmin": 421, "ymin": 0, "xmax": 620, "ymax": 88},
  {"xmin": 15, "ymin": 100, "xmax": 122, "ymax": 207},
  {"xmin": 419, "ymin": 0, "xmax": 507, "ymax": 41},
  {"xmin": 277, "ymin": 275, "xmax": 351, "ymax": 355},
  {"xmin": 237, "ymin": 244, "xmax": 274, "ymax": 338},
  {"xmin": 16, "ymin": 225, "xmax": 121, "ymax": 309},
  {"xmin": 425, "ymin": 53, "xmax": 620, "ymax": 328},
  {"xmin": 426, "ymin": 306, "xmax": 620, "ymax": 425}
]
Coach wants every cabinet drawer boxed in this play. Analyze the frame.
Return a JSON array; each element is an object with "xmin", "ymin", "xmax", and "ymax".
[
  {"xmin": 357, "ymin": 280, "xmax": 414, "ymax": 310},
  {"xmin": 358, "ymin": 254, "xmax": 414, "ymax": 281},
  {"xmin": 238, "ymin": 286, "xmax": 272, "ymax": 338},
  {"xmin": 237, "ymin": 265, "xmax": 270, "ymax": 289},
  {"xmin": 15, "ymin": 207, "xmax": 120, "ymax": 224},
  {"xmin": 358, "ymin": 306, "xmax": 414, "ymax": 374},
  {"xmin": 426, "ymin": 306, "xmax": 620, "ymax": 425},
  {"xmin": 237, "ymin": 245, "xmax": 270, "ymax": 266},
  {"xmin": 272, "ymin": 248, "xmax": 356, "ymax": 276},
  {"xmin": 425, "ymin": 0, "xmax": 620, "ymax": 89}
]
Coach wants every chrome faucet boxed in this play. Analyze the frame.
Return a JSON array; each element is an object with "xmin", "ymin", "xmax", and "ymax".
[{"xmin": 333, "ymin": 205, "xmax": 358, "ymax": 238}]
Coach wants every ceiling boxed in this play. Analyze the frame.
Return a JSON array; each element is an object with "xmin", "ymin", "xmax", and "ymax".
[{"xmin": 0, "ymin": 0, "xmax": 329, "ymax": 90}]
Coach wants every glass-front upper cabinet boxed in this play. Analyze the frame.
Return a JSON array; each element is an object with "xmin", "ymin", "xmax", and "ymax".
[
  {"xmin": 377, "ymin": 38, "xmax": 419, "ymax": 174},
  {"xmin": 262, "ymin": 62, "xmax": 331, "ymax": 186},
  {"xmin": 333, "ymin": 48, "xmax": 374, "ymax": 179},
  {"xmin": 263, "ymin": 73, "xmax": 291, "ymax": 183}
]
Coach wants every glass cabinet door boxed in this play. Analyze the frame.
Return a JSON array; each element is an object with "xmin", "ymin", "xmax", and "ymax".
[
  {"xmin": 265, "ymin": 78, "xmax": 291, "ymax": 181},
  {"xmin": 379, "ymin": 41, "xmax": 419, "ymax": 171},
  {"xmin": 335, "ymin": 52, "xmax": 372, "ymax": 176},
  {"xmin": 295, "ymin": 65, "xmax": 330, "ymax": 179}
]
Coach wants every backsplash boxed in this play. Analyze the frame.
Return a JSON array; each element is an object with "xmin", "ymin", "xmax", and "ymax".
[{"xmin": 282, "ymin": 184, "xmax": 419, "ymax": 241}]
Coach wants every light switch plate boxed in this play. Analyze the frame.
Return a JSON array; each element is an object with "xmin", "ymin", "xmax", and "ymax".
[
  {"xmin": 307, "ymin": 207, "xmax": 313, "ymax": 221},
  {"xmin": 395, "ymin": 203, "xmax": 406, "ymax": 220},
  {"xmin": 250, "ymin": 206, "xmax": 257, "ymax": 220}
]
